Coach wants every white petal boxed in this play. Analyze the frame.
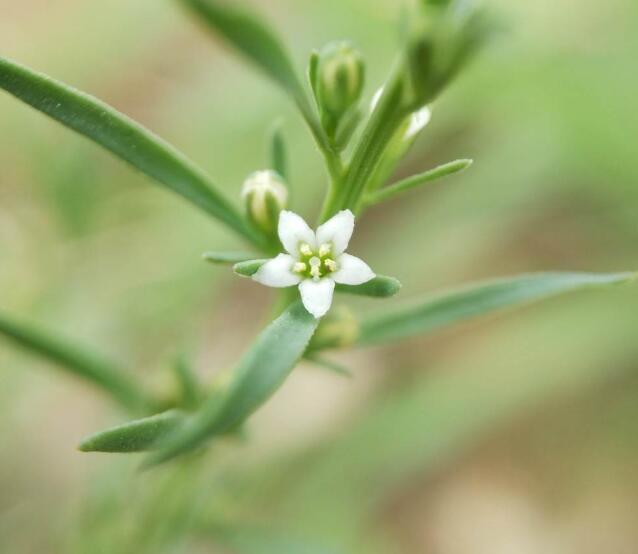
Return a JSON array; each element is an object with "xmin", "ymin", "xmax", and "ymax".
[
  {"xmin": 278, "ymin": 211, "xmax": 316, "ymax": 256},
  {"xmin": 252, "ymin": 254, "xmax": 301, "ymax": 288},
  {"xmin": 404, "ymin": 106, "xmax": 432, "ymax": 139},
  {"xmin": 299, "ymin": 278, "xmax": 335, "ymax": 318},
  {"xmin": 331, "ymin": 253, "xmax": 375, "ymax": 285},
  {"xmin": 316, "ymin": 210, "xmax": 355, "ymax": 256}
]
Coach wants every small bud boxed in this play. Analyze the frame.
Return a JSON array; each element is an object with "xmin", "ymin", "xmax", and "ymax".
[
  {"xmin": 316, "ymin": 41, "xmax": 365, "ymax": 119},
  {"xmin": 241, "ymin": 170, "xmax": 288, "ymax": 235},
  {"xmin": 307, "ymin": 306, "xmax": 360, "ymax": 351},
  {"xmin": 401, "ymin": 1, "xmax": 493, "ymax": 110}
]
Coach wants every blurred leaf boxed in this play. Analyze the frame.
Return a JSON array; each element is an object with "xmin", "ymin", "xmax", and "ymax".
[
  {"xmin": 358, "ymin": 272, "xmax": 637, "ymax": 345},
  {"xmin": 145, "ymin": 301, "xmax": 318, "ymax": 466},
  {"xmin": 173, "ymin": 355, "xmax": 202, "ymax": 409},
  {"xmin": 179, "ymin": 0, "xmax": 329, "ymax": 155},
  {"xmin": 180, "ymin": 0, "xmax": 305, "ymax": 100},
  {"xmin": 0, "ymin": 56, "xmax": 262, "ymax": 246},
  {"xmin": 203, "ymin": 251, "xmax": 259, "ymax": 264},
  {"xmin": 269, "ymin": 121, "xmax": 288, "ymax": 180},
  {"xmin": 0, "ymin": 313, "xmax": 150, "ymax": 413},
  {"xmin": 79, "ymin": 410, "xmax": 186, "ymax": 453},
  {"xmin": 365, "ymin": 159, "xmax": 472, "ymax": 205}
]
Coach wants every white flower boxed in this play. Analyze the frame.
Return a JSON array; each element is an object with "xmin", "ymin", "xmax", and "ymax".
[{"xmin": 252, "ymin": 209, "xmax": 375, "ymax": 318}]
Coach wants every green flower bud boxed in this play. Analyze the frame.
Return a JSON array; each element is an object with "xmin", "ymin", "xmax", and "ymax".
[
  {"xmin": 307, "ymin": 306, "xmax": 360, "ymax": 351},
  {"xmin": 316, "ymin": 41, "xmax": 365, "ymax": 119},
  {"xmin": 241, "ymin": 170, "xmax": 288, "ymax": 236},
  {"xmin": 401, "ymin": 1, "xmax": 493, "ymax": 110}
]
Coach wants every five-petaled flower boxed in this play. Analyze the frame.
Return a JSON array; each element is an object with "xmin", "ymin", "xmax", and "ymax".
[{"xmin": 253, "ymin": 210, "xmax": 375, "ymax": 318}]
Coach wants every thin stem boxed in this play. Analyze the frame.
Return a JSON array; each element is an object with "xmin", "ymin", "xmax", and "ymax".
[
  {"xmin": 364, "ymin": 159, "xmax": 473, "ymax": 206},
  {"xmin": 325, "ymin": 69, "xmax": 409, "ymax": 219}
]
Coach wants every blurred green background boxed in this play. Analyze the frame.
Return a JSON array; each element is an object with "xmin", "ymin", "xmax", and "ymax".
[{"xmin": 2, "ymin": 0, "xmax": 638, "ymax": 552}]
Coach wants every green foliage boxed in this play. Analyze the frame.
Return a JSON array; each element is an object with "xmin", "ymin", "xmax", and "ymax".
[
  {"xmin": 269, "ymin": 121, "xmax": 288, "ymax": 181},
  {"xmin": 358, "ymin": 272, "xmax": 636, "ymax": 345},
  {"xmin": 145, "ymin": 301, "xmax": 318, "ymax": 465},
  {"xmin": 79, "ymin": 410, "xmax": 186, "ymax": 453},
  {"xmin": 0, "ymin": 313, "xmax": 150, "ymax": 413},
  {"xmin": 365, "ymin": 158, "xmax": 472, "ymax": 205},
  {"xmin": 179, "ymin": 0, "xmax": 305, "ymax": 102},
  {"xmin": 202, "ymin": 251, "xmax": 259, "ymax": 264},
  {"xmin": 0, "ymin": 57, "xmax": 262, "ymax": 247}
]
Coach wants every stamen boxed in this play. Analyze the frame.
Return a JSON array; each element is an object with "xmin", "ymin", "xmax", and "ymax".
[
  {"xmin": 299, "ymin": 243, "xmax": 313, "ymax": 256},
  {"xmin": 324, "ymin": 258, "xmax": 337, "ymax": 272},
  {"xmin": 319, "ymin": 243, "xmax": 332, "ymax": 257},
  {"xmin": 293, "ymin": 262, "xmax": 306, "ymax": 273}
]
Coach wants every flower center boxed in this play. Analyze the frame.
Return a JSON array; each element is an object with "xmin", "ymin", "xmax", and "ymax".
[{"xmin": 293, "ymin": 242, "xmax": 338, "ymax": 280}]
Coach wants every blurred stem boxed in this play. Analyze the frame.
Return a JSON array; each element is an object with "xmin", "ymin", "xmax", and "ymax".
[
  {"xmin": 295, "ymin": 95, "xmax": 343, "ymax": 182},
  {"xmin": 321, "ymin": 67, "xmax": 408, "ymax": 220}
]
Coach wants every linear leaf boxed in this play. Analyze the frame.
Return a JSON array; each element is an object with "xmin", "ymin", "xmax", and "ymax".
[
  {"xmin": 179, "ymin": 0, "xmax": 330, "ymax": 157},
  {"xmin": 79, "ymin": 410, "xmax": 186, "ymax": 453},
  {"xmin": 359, "ymin": 272, "xmax": 636, "ymax": 345},
  {"xmin": 145, "ymin": 301, "xmax": 318, "ymax": 466},
  {"xmin": 269, "ymin": 121, "xmax": 288, "ymax": 180},
  {"xmin": 0, "ymin": 56, "xmax": 261, "ymax": 246},
  {"xmin": 336, "ymin": 276, "xmax": 401, "ymax": 298},
  {"xmin": 203, "ymin": 251, "xmax": 259, "ymax": 265},
  {"xmin": 0, "ymin": 313, "xmax": 150, "ymax": 413},
  {"xmin": 173, "ymin": 355, "xmax": 202, "ymax": 409},
  {"xmin": 365, "ymin": 159, "xmax": 473, "ymax": 206},
  {"xmin": 180, "ymin": 0, "xmax": 304, "ymax": 99}
]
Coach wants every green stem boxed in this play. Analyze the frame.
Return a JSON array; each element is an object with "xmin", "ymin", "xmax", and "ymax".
[{"xmin": 325, "ymin": 71, "xmax": 408, "ymax": 220}]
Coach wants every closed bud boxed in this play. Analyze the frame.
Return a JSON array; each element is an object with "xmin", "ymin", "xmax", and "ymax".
[
  {"xmin": 307, "ymin": 306, "xmax": 360, "ymax": 351},
  {"xmin": 316, "ymin": 41, "xmax": 365, "ymax": 119},
  {"xmin": 401, "ymin": 1, "xmax": 493, "ymax": 110},
  {"xmin": 241, "ymin": 170, "xmax": 288, "ymax": 235}
]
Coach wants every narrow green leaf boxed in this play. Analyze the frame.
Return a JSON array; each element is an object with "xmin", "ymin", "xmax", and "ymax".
[
  {"xmin": 269, "ymin": 121, "xmax": 288, "ymax": 180},
  {"xmin": 308, "ymin": 49, "xmax": 320, "ymax": 101},
  {"xmin": 180, "ymin": 0, "xmax": 304, "ymax": 99},
  {"xmin": 0, "ymin": 57, "xmax": 261, "ymax": 246},
  {"xmin": 0, "ymin": 313, "xmax": 150, "ymax": 413},
  {"xmin": 203, "ymin": 251, "xmax": 259, "ymax": 265},
  {"xmin": 336, "ymin": 276, "xmax": 401, "ymax": 298},
  {"xmin": 365, "ymin": 159, "xmax": 473, "ymax": 206},
  {"xmin": 173, "ymin": 355, "xmax": 201, "ymax": 410},
  {"xmin": 358, "ymin": 271, "xmax": 636, "ymax": 345},
  {"xmin": 79, "ymin": 410, "xmax": 186, "ymax": 453},
  {"xmin": 179, "ymin": 0, "xmax": 332, "ymax": 161},
  {"xmin": 233, "ymin": 258, "xmax": 269, "ymax": 277},
  {"xmin": 145, "ymin": 301, "xmax": 318, "ymax": 466}
]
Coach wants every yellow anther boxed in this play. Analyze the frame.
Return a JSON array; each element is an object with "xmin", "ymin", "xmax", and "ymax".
[
  {"xmin": 299, "ymin": 243, "xmax": 313, "ymax": 256},
  {"xmin": 293, "ymin": 262, "xmax": 306, "ymax": 273},
  {"xmin": 310, "ymin": 265, "xmax": 321, "ymax": 279},
  {"xmin": 319, "ymin": 243, "xmax": 332, "ymax": 257},
  {"xmin": 324, "ymin": 258, "xmax": 337, "ymax": 272}
]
